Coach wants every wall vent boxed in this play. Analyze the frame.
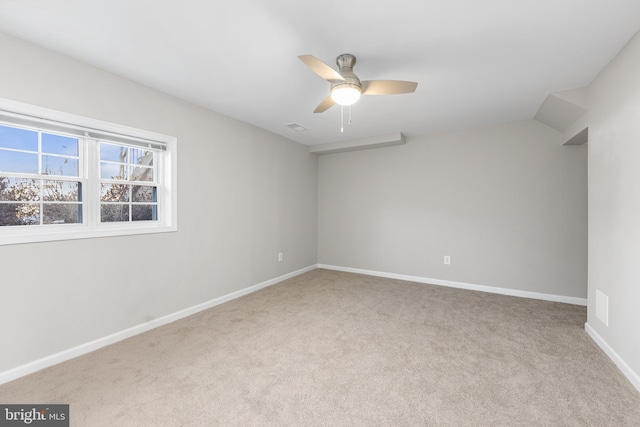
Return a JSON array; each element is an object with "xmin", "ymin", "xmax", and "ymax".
[{"xmin": 596, "ymin": 289, "xmax": 609, "ymax": 326}]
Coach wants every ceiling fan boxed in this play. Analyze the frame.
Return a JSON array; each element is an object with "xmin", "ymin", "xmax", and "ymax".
[{"xmin": 299, "ymin": 53, "xmax": 418, "ymax": 113}]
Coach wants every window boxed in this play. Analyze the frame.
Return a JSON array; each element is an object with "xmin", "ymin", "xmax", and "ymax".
[{"xmin": 0, "ymin": 99, "xmax": 177, "ymax": 245}]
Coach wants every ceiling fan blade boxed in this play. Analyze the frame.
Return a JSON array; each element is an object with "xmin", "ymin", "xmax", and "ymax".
[
  {"xmin": 299, "ymin": 54, "xmax": 345, "ymax": 82},
  {"xmin": 361, "ymin": 80, "xmax": 418, "ymax": 95},
  {"xmin": 313, "ymin": 95, "xmax": 336, "ymax": 113}
]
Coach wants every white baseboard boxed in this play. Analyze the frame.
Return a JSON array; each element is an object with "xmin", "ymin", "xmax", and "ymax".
[
  {"xmin": 317, "ymin": 264, "xmax": 587, "ymax": 306},
  {"xmin": 0, "ymin": 265, "xmax": 316, "ymax": 385},
  {"xmin": 585, "ymin": 322, "xmax": 640, "ymax": 393}
]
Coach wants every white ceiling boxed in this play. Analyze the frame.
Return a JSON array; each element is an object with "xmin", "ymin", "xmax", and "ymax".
[{"xmin": 0, "ymin": 0, "xmax": 639, "ymax": 146}]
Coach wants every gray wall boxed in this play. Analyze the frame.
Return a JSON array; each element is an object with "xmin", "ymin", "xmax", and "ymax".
[
  {"xmin": 318, "ymin": 120, "xmax": 587, "ymax": 298},
  {"xmin": 588, "ymin": 31, "xmax": 640, "ymax": 379},
  {"xmin": 0, "ymin": 33, "xmax": 318, "ymax": 373}
]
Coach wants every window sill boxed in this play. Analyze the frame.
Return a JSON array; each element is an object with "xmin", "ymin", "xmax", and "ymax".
[{"xmin": 0, "ymin": 223, "xmax": 177, "ymax": 246}]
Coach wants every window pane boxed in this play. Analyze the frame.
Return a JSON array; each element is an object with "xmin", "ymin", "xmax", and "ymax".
[
  {"xmin": 100, "ymin": 143, "xmax": 127, "ymax": 163},
  {"xmin": 43, "ymin": 203, "xmax": 81, "ymax": 224},
  {"xmin": 132, "ymin": 204, "xmax": 156, "ymax": 221},
  {"xmin": 100, "ymin": 162, "xmax": 127, "ymax": 180},
  {"xmin": 101, "ymin": 204, "xmax": 129, "ymax": 222},
  {"xmin": 43, "ymin": 181, "xmax": 80, "ymax": 202},
  {"xmin": 0, "ymin": 125, "xmax": 38, "ymax": 151},
  {"xmin": 101, "ymin": 183, "xmax": 130, "ymax": 202},
  {"xmin": 132, "ymin": 185, "xmax": 156, "ymax": 202},
  {"xmin": 42, "ymin": 155, "xmax": 78, "ymax": 177},
  {"xmin": 0, "ymin": 203, "xmax": 22, "ymax": 226},
  {"xmin": 130, "ymin": 166, "xmax": 153, "ymax": 182},
  {"xmin": 130, "ymin": 148, "xmax": 153, "ymax": 167},
  {"xmin": 0, "ymin": 203, "xmax": 40, "ymax": 226},
  {"xmin": 42, "ymin": 133, "xmax": 78, "ymax": 156},
  {"xmin": 0, "ymin": 150, "xmax": 38, "ymax": 174},
  {"xmin": 0, "ymin": 177, "xmax": 40, "ymax": 201}
]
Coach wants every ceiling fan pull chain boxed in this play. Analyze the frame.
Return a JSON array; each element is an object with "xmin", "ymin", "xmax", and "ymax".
[
  {"xmin": 341, "ymin": 105, "xmax": 344, "ymax": 133},
  {"xmin": 349, "ymin": 105, "xmax": 352, "ymax": 126}
]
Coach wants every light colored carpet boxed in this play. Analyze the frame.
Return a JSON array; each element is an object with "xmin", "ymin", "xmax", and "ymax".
[{"xmin": 1, "ymin": 269, "xmax": 639, "ymax": 426}]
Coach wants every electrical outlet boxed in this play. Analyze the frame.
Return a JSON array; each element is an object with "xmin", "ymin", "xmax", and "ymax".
[
  {"xmin": 444, "ymin": 255, "xmax": 451, "ymax": 265},
  {"xmin": 278, "ymin": 252, "xmax": 283, "ymax": 262}
]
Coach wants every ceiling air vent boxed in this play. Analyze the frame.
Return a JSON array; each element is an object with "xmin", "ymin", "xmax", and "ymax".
[{"xmin": 285, "ymin": 123, "xmax": 307, "ymax": 132}]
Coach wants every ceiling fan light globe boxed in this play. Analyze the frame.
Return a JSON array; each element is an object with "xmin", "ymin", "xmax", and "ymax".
[{"xmin": 331, "ymin": 85, "xmax": 362, "ymax": 106}]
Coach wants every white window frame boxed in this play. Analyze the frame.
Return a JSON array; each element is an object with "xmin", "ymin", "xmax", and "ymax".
[{"xmin": 0, "ymin": 98, "xmax": 177, "ymax": 245}]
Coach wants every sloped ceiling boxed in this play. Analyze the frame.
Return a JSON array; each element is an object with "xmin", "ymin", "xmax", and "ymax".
[
  {"xmin": 0, "ymin": 0, "xmax": 639, "ymax": 146},
  {"xmin": 535, "ymin": 87, "xmax": 589, "ymax": 145}
]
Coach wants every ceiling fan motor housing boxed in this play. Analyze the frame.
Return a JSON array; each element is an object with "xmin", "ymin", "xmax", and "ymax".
[{"xmin": 333, "ymin": 54, "xmax": 362, "ymax": 89}]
